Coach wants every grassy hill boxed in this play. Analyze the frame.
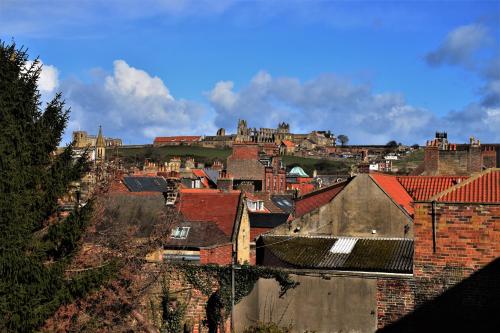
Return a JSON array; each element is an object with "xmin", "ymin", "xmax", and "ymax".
[
  {"xmin": 392, "ymin": 149, "xmax": 424, "ymax": 174},
  {"xmin": 108, "ymin": 145, "xmax": 352, "ymax": 175}
]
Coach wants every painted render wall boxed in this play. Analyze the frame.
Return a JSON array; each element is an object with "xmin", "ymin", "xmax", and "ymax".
[
  {"xmin": 271, "ymin": 174, "xmax": 413, "ymax": 238},
  {"xmin": 234, "ymin": 273, "xmax": 378, "ymax": 333}
]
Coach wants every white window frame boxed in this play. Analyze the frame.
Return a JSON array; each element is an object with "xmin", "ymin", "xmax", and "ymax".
[{"xmin": 171, "ymin": 227, "xmax": 190, "ymax": 239}]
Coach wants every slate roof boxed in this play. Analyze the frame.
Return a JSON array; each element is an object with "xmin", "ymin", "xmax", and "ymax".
[
  {"xmin": 164, "ymin": 220, "xmax": 230, "ymax": 249},
  {"xmin": 271, "ymin": 195, "xmax": 295, "ymax": 214},
  {"xmin": 430, "ymin": 168, "xmax": 500, "ymax": 203},
  {"xmin": 123, "ymin": 176, "xmax": 169, "ymax": 192},
  {"xmin": 370, "ymin": 173, "xmax": 414, "ymax": 216},
  {"xmin": 246, "ymin": 192, "xmax": 286, "ymax": 214},
  {"xmin": 294, "ymin": 180, "xmax": 349, "ymax": 218},
  {"xmin": 249, "ymin": 212, "xmax": 289, "ymax": 228},
  {"xmin": 259, "ymin": 235, "xmax": 413, "ymax": 273},
  {"xmin": 397, "ymin": 175, "xmax": 468, "ymax": 201},
  {"xmin": 177, "ymin": 189, "xmax": 241, "ymax": 236},
  {"xmin": 203, "ymin": 168, "xmax": 220, "ymax": 186}
]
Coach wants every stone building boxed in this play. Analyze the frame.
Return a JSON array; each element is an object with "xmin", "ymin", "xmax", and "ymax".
[
  {"xmin": 73, "ymin": 128, "xmax": 122, "ymax": 148},
  {"xmin": 235, "ymin": 119, "xmax": 292, "ymax": 144},
  {"xmin": 95, "ymin": 126, "xmax": 106, "ymax": 163}
]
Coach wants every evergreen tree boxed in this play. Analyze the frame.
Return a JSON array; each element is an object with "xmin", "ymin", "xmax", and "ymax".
[{"xmin": 0, "ymin": 41, "xmax": 113, "ymax": 331}]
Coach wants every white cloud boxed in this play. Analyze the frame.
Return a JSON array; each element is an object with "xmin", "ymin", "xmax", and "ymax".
[
  {"xmin": 426, "ymin": 24, "xmax": 489, "ymax": 68},
  {"xmin": 105, "ymin": 60, "xmax": 173, "ymax": 100},
  {"xmin": 209, "ymin": 71, "xmax": 437, "ymax": 144},
  {"xmin": 61, "ymin": 60, "xmax": 215, "ymax": 144},
  {"xmin": 25, "ymin": 60, "xmax": 59, "ymax": 93},
  {"xmin": 424, "ymin": 23, "xmax": 500, "ymax": 142}
]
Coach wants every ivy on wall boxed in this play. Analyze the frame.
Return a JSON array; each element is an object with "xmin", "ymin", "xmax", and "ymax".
[{"xmin": 174, "ymin": 264, "xmax": 299, "ymax": 331}]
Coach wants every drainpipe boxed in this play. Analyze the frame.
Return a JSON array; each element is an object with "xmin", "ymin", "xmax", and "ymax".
[
  {"xmin": 231, "ymin": 242, "xmax": 236, "ymax": 333},
  {"xmin": 431, "ymin": 201, "xmax": 437, "ymax": 253}
]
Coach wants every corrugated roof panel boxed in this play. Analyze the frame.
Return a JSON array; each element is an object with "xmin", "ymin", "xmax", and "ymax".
[{"xmin": 260, "ymin": 235, "xmax": 413, "ymax": 273}]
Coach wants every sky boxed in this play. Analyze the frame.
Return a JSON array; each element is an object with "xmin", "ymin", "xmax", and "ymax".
[{"xmin": 1, "ymin": 0, "xmax": 499, "ymax": 145}]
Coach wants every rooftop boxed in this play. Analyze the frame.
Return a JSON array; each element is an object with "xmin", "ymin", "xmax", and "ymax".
[
  {"xmin": 177, "ymin": 189, "xmax": 241, "ymax": 236},
  {"xmin": 294, "ymin": 180, "xmax": 350, "ymax": 218},
  {"xmin": 397, "ymin": 175, "xmax": 468, "ymax": 201},
  {"xmin": 154, "ymin": 136, "xmax": 201, "ymax": 143},
  {"xmin": 164, "ymin": 220, "xmax": 230, "ymax": 249},
  {"xmin": 429, "ymin": 168, "xmax": 500, "ymax": 203},
  {"xmin": 370, "ymin": 173, "xmax": 414, "ymax": 216},
  {"xmin": 258, "ymin": 235, "xmax": 413, "ymax": 274},
  {"xmin": 122, "ymin": 176, "xmax": 169, "ymax": 192}
]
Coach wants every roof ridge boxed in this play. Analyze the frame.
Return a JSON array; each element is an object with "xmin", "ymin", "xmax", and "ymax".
[
  {"xmin": 296, "ymin": 178, "xmax": 350, "ymax": 200},
  {"xmin": 262, "ymin": 234, "xmax": 412, "ymax": 241},
  {"xmin": 429, "ymin": 168, "xmax": 499, "ymax": 202}
]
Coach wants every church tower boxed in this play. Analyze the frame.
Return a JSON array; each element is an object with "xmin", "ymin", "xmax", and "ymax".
[{"xmin": 95, "ymin": 125, "xmax": 106, "ymax": 162}]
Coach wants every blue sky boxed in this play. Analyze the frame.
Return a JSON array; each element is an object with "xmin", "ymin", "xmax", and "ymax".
[{"xmin": 1, "ymin": 0, "xmax": 499, "ymax": 144}]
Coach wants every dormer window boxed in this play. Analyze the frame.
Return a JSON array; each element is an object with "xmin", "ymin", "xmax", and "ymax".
[
  {"xmin": 171, "ymin": 227, "xmax": 190, "ymax": 239},
  {"xmin": 247, "ymin": 199, "xmax": 264, "ymax": 211}
]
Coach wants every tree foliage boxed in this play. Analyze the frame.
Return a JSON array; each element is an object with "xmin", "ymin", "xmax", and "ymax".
[
  {"xmin": 337, "ymin": 134, "xmax": 349, "ymax": 146},
  {"xmin": 0, "ymin": 41, "xmax": 113, "ymax": 331}
]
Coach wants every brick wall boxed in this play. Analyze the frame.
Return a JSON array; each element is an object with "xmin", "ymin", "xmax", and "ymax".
[
  {"xmin": 376, "ymin": 277, "xmax": 415, "ymax": 328},
  {"xmin": 377, "ymin": 202, "xmax": 499, "ymax": 332},
  {"xmin": 424, "ymin": 145, "xmax": 487, "ymax": 175},
  {"xmin": 482, "ymin": 147, "xmax": 498, "ymax": 168},
  {"xmin": 424, "ymin": 146, "xmax": 438, "ymax": 175},
  {"xmin": 200, "ymin": 244, "xmax": 233, "ymax": 265},
  {"xmin": 438, "ymin": 150, "xmax": 469, "ymax": 175},
  {"xmin": 413, "ymin": 203, "xmax": 499, "ymax": 303}
]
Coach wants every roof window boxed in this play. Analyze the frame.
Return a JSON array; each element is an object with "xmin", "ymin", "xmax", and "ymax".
[{"xmin": 171, "ymin": 227, "xmax": 190, "ymax": 239}]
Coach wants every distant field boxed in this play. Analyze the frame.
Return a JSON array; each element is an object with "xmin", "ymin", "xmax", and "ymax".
[{"xmin": 108, "ymin": 145, "xmax": 351, "ymax": 174}]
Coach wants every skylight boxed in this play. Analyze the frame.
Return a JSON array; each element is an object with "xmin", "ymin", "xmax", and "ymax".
[
  {"xmin": 330, "ymin": 237, "xmax": 358, "ymax": 254},
  {"xmin": 171, "ymin": 227, "xmax": 190, "ymax": 239}
]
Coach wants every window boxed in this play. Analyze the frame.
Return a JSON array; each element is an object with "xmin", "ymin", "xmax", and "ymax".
[
  {"xmin": 247, "ymin": 199, "xmax": 264, "ymax": 211},
  {"xmin": 171, "ymin": 227, "xmax": 190, "ymax": 239}
]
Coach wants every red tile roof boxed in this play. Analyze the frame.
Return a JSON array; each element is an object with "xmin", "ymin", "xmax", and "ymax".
[
  {"xmin": 192, "ymin": 169, "xmax": 207, "ymax": 178},
  {"xmin": 294, "ymin": 181, "xmax": 349, "ymax": 218},
  {"xmin": 191, "ymin": 169, "xmax": 210, "ymax": 187},
  {"xmin": 177, "ymin": 189, "xmax": 241, "ymax": 236},
  {"xmin": 281, "ymin": 140, "xmax": 295, "ymax": 147},
  {"xmin": 430, "ymin": 168, "xmax": 500, "ymax": 203},
  {"xmin": 397, "ymin": 176, "xmax": 468, "ymax": 201},
  {"xmin": 370, "ymin": 173, "xmax": 414, "ymax": 216},
  {"xmin": 251, "ymin": 227, "xmax": 271, "ymax": 240},
  {"xmin": 154, "ymin": 136, "xmax": 201, "ymax": 143}
]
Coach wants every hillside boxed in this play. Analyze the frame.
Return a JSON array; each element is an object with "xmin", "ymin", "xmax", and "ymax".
[{"xmin": 108, "ymin": 145, "xmax": 352, "ymax": 175}]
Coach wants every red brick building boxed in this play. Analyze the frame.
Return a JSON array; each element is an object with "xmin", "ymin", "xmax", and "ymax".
[
  {"xmin": 422, "ymin": 133, "xmax": 499, "ymax": 175},
  {"xmin": 226, "ymin": 144, "xmax": 286, "ymax": 193},
  {"xmin": 378, "ymin": 168, "xmax": 500, "ymax": 332}
]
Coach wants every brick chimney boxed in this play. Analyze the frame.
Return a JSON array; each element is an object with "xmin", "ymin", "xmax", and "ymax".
[{"xmin": 217, "ymin": 170, "xmax": 234, "ymax": 192}]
